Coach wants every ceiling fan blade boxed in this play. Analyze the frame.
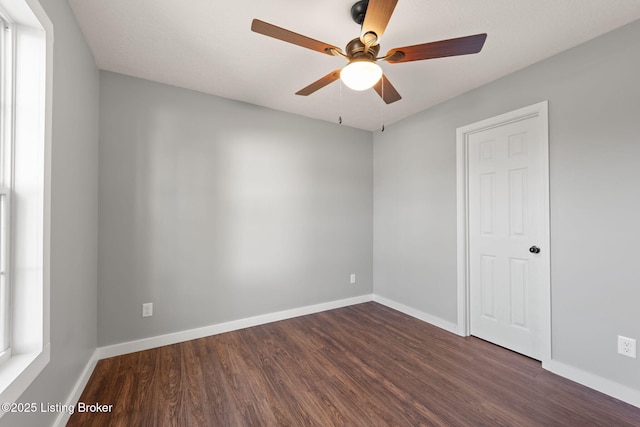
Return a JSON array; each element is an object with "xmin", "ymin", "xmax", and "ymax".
[
  {"xmin": 251, "ymin": 19, "xmax": 338, "ymax": 56},
  {"xmin": 361, "ymin": 0, "xmax": 398, "ymax": 41},
  {"xmin": 373, "ymin": 74, "xmax": 401, "ymax": 104},
  {"xmin": 385, "ymin": 33, "xmax": 487, "ymax": 63},
  {"xmin": 295, "ymin": 70, "xmax": 341, "ymax": 96}
]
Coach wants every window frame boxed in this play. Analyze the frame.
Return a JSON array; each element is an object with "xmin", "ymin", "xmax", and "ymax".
[
  {"xmin": 0, "ymin": 0, "xmax": 52, "ymax": 411},
  {"xmin": 0, "ymin": 13, "xmax": 14, "ymax": 363}
]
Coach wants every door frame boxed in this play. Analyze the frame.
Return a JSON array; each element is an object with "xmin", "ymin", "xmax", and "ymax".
[{"xmin": 456, "ymin": 101, "xmax": 551, "ymax": 365}]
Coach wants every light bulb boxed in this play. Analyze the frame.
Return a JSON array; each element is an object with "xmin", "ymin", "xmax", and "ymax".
[{"xmin": 340, "ymin": 60, "xmax": 382, "ymax": 91}]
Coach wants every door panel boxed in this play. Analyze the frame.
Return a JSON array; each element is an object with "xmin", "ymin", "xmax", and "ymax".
[
  {"xmin": 509, "ymin": 257, "xmax": 528, "ymax": 328},
  {"xmin": 508, "ymin": 168, "xmax": 527, "ymax": 237},
  {"xmin": 480, "ymin": 255, "xmax": 496, "ymax": 319},
  {"xmin": 479, "ymin": 173, "xmax": 495, "ymax": 235}
]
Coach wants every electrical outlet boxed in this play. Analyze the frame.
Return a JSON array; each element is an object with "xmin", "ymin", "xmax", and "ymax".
[
  {"xmin": 350, "ymin": 273, "xmax": 356, "ymax": 284},
  {"xmin": 617, "ymin": 336, "xmax": 636, "ymax": 358},
  {"xmin": 142, "ymin": 302, "xmax": 153, "ymax": 318}
]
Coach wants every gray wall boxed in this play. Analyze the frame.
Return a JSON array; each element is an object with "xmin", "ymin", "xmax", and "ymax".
[
  {"xmin": 374, "ymin": 20, "xmax": 640, "ymax": 391},
  {"xmin": 2, "ymin": 0, "xmax": 100, "ymax": 426},
  {"xmin": 98, "ymin": 72, "xmax": 373, "ymax": 346}
]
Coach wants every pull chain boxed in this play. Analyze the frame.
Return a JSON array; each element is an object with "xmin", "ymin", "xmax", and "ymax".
[
  {"xmin": 380, "ymin": 78, "xmax": 385, "ymax": 132},
  {"xmin": 338, "ymin": 80, "xmax": 343, "ymax": 125}
]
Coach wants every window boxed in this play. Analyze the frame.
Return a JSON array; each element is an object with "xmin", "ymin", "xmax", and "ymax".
[{"xmin": 0, "ymin": 0, "xmax": 52, "ymax": 409}]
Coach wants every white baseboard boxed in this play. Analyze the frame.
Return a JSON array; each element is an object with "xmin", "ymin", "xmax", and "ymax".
[
  {"xmin": 545, "ymin": 359, "xmax": 640, "ymax": 409},
  {"xmin": 96, "ymin": 294, "xmax": 373, "ymax": 360},
  {"xmin": 372, "ymin": 294, "xmax": 460, "ymax": 336},
  {"xmin": 53, "ymin": 349, "xmax": 98, "ymax": 427}
]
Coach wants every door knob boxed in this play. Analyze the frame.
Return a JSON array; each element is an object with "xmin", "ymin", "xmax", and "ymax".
[{"xmin": 529, "ymin": 246, "xmax": 540, "ymax": 254}]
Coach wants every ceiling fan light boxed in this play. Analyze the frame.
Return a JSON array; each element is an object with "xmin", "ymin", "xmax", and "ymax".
[{"xmin": 340, "ymin": 60, "xmax": 382, "ymax": 91}]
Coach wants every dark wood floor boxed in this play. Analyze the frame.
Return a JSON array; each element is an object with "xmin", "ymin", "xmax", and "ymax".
[{"xmin": 69, "ymin": 302, "xmax": 640, "ymax": 426}]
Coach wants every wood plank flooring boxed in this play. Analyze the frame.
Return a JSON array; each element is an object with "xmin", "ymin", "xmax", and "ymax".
[{"xmin": 68, "ymin": 302, "xmax": 640, "ymax": 426}]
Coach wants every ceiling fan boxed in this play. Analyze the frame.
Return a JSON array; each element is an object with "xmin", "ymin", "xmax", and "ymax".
[{"xmin": 251, "ymin": 0, "xmax": 487, "ymax": 104}]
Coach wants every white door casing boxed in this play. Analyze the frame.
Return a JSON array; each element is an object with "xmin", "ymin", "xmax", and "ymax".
[{"xmin": 456, "ymin": 101, "xmax": 550, "ymax": 363}]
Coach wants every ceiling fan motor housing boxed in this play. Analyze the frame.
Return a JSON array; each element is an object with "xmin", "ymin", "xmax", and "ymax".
[{"xmin": 346, "ymin": 37, "xmax": 380, "ymax": 60}]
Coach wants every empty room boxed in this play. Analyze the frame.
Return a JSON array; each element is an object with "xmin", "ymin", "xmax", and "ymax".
[{"xmin": 1, "ymin": 0, "xmax": 640, "ymax": 425}]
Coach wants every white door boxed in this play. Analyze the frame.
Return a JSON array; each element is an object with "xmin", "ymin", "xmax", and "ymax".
[{"xmin": 467, "ymin": 114, "xmax": 547, "ymax": 360}]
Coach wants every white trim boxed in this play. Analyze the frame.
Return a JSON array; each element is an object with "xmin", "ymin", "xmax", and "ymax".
[
  {"xmin": 373, "ymin": 295, "xmax": 460, "ymax": 335},
  {"xmin": 52, "ymin": 350, "xmax": 98, "ymax": 427},
  {"xmin": 456, "ymin": 130, "xmax": 469, "ymax": 335},
  {"xmin": 0, "ymin": 343, "xmax": 48, "ymax": 407},
  {"xmin": 0, "ymin": 0, "xmax": 52, "ymax": 411},
  {"xmin": 545, "ymin": 360, "xmax": 640, "ymax": 409},
  {"xmin": 456, "ymin": 101, "xmax": 551, "ymax": 364},
  {"xmin": 96, "ymin": 295, "xmax": 373, "ymax": 359}
]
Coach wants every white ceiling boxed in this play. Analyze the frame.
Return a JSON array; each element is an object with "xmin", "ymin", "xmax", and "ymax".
[{"xmin": 67, "ymin": 0, "xmax": 640, "ymax": 131}]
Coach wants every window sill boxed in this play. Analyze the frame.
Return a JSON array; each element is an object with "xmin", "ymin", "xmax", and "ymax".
[{"xmin": 0, "ymin": 343, "xmax": 50, "ymax": 417}]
